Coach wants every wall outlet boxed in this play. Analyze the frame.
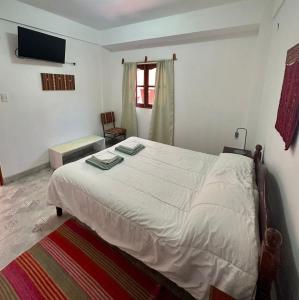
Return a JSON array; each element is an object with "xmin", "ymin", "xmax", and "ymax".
[{"xmin": 0, "ymin": 93, "xmax": 9, "ymax": 103}]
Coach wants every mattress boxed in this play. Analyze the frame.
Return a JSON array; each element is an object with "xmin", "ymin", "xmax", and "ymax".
[{"xmin": 48, "ymin": 137, "xmax": 259, "ymax": 300}]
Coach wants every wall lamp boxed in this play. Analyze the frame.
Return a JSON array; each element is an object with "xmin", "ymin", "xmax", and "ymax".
[{"xmin": 234, "ymin": 127, "xmax": 248, "ymax": 150}]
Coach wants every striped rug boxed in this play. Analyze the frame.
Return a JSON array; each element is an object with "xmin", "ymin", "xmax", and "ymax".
[{"xmin": 0, "ymin": 218, "xmax": 190, "ymax": 300}]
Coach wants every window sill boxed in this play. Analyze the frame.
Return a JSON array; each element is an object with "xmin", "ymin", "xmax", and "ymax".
[{"xmin": 136, "ymin": 106, "xmax": 152, "ymax": 109}]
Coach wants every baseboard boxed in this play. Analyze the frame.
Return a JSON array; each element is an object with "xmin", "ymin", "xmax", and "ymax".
[{"xmin": 4, "ymin": 162, "xmax": 50, "ymax": 184}]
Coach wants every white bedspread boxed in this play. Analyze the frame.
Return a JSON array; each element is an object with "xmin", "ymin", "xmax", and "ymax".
[{"xmin": 47, "ymin": 137, "xmax": 259, "ymax": 300}]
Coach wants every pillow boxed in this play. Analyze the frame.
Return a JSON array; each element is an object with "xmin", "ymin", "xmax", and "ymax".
[
  {"xmin": 204, "ymin": 153, "xmax": 255, "ymax": 190},
  {"xmin": 190, "ymin": 153, "xmax": 258, "ymax": 217}
]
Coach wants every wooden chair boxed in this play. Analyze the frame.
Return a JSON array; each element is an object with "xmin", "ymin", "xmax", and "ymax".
[
  {"xmin": 100, "ymin": 112, "xmax": 126, "ymax": 145},
  {"xmin": 0, "ymin": 166, "xmax": 3, "ymax": 186}
]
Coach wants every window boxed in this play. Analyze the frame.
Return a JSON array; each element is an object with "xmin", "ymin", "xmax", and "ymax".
[{"xmin": 136, "ymin": 63, "xmax": 156, "ymax": 108}]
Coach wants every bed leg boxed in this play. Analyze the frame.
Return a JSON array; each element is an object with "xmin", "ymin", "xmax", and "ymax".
[
  {"xmin": 56, "ymin": 207, "xmax": 63, "ymax": 217},
  {"xmin": 256, "ymin": 228, "xmax": 282, "ymax": 300}
]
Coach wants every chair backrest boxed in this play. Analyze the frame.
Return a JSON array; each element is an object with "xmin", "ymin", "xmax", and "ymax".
[{"xmin": 100, "ymin": 112, "xmax": 115, "ymax": 130}]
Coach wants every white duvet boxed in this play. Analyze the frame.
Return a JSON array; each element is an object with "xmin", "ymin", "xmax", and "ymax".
[{"xmin": 48, "ymin": 137, "xmax": 259, "ymax": 300}]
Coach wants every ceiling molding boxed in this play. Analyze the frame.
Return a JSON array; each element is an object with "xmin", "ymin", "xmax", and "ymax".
[{"xmin": 104, "ymin": 25, "xmax": 260, "ymax": 52}]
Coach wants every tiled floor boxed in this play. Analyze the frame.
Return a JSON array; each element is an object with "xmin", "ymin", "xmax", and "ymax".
[{"xmin": 0, "ymin": 168, "xmax": 69, "ymax": 270}]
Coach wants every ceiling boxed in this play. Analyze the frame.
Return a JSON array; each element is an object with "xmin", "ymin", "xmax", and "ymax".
[{"xmin": 17, "ymin": 0, "xmax": 243, "ymax": 30}]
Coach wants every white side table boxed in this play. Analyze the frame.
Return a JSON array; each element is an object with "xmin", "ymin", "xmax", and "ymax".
[{"xmin": 49, "ymin": 135, "xmax": 105, "ymax": 169}]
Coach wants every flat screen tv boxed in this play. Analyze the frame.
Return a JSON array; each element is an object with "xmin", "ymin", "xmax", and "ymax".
[{"xmin": 18, "ymin": 27, "xmax": 66, "ymax": 64}]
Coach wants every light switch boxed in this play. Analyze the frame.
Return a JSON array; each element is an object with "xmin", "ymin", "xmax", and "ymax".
[{"xmin": 0, "ymin": 93, "xmax": 9, "ymax": 103}]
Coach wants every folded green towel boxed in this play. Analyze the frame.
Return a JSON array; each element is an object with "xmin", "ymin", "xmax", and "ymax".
[
  {"xmin": 86, "ymin": 155, "xmax": 124, "ymax": 170},
  {"xmin": 92, "ymin": 152, "xmax": 119, "ymax": 164},
  {"xmin": 115, "ymin": 144, "xmax": 145, "ymax": 155}
]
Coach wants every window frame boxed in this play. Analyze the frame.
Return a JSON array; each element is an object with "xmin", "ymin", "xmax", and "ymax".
[{"xmin": 136, "ymin": 63, "xmax": 157, "ymax": 109}]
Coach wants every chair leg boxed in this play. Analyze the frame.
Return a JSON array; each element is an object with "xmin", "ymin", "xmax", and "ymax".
[
  {"xmin": 0, "ymin": 166, "xmax": 4, "ymax": 186},
  {"xmin": 56, "ymin": 207, "xmax": 63, "ymax": 217}
]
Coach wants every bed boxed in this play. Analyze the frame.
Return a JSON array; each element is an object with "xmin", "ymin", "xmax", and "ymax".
[{"xmin": 47, "ymin": 137, "xmax": 282, "ymax": 300}]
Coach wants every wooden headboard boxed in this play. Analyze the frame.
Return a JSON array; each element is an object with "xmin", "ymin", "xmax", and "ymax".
[{"xmin": 253, "ymin": 145, "xmax": 283, "ymax": 300}]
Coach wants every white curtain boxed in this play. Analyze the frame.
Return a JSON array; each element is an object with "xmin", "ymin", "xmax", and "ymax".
[
  {"xmin": 149, "ymin": 60, "xmax": 174, "ymax": 145},
  {"xmin": 121, "ymin": 63, "xmax": 138, "ymax": 137}
]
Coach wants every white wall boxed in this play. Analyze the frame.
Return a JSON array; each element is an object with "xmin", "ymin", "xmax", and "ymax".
[
  {"xmin": 244, "ymin": 0, "xmax": 274, "ymax": 149},
  {"xmin": 103, "ymin": 35, "xmax": 257, "ymax": 154},
  {"xmin": 253, "ymin": 0, "xmax": 299, "ymax": 298},
  {"xmin": 0, "ymin": 19, "xmax": 103, "ymax": 177}
]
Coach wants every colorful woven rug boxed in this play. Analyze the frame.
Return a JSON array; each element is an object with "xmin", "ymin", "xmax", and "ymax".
[{"xmin": 0, "ymin": 218, "xmax": 191, "ymax": 300}]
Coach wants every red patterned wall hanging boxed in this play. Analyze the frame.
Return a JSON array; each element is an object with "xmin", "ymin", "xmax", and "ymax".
[
  {"xmin": 275, "ymin": 43, "xmax": 299, "ymax": 150},
  {"xmin": 41, "ymin": 73, "xmax": 75, "ymax": 91}
]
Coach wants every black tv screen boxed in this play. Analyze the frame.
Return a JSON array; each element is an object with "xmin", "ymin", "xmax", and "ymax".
[{"xmin": 18, "ymin": 27, "xmax": 66, "ymax": 64}]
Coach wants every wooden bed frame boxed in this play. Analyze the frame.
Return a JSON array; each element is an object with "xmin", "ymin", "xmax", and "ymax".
[
  {"xmin": 56, "ymin": 145, "xmax": 282, "ymax": 300},
  {"xmin": 253, "ymin": 145, "xmax": 282, "ymax": 300}
]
